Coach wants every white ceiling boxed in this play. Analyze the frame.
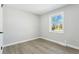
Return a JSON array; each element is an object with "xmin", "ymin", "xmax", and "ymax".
[{"xmin": 5, "ymin": 4, "xmax": 67, "ymax": 15}]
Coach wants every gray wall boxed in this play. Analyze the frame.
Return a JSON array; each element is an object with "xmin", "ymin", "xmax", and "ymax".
[
  {"xmin": 40, "ymin": 5, "xmax": 79, "ymax": 48},
  {"xmin": 0, "ymin": 5, "xmax": 3, "ymax": 53},
  {"xmin": 0, "ymin": 6, "xmax": 3, "ymax": 32},
  {"xmin": 3, "ymin": 6, "xmax": 40, "ymax": 45}
]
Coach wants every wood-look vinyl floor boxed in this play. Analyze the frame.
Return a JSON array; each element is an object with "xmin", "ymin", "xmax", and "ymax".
[{"xmin": 3, "ymin": 38, "xmax": 79, "ymax": 54}]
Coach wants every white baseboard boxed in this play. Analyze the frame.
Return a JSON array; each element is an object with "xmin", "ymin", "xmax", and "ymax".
[
  {"xmin": 40, "ymin": 37, "xmax": 79, "ymax": 50},
  {"xmin": 67, "ymin": 44, "xmax": 79, "ymax": 50},
  {"xmin": 3, "ymin": 37, "xmax": 40, "ymax": 47},
  {"xmin": 40, "ymin": 37, "xmax": 66, "ymax": 46},
  {"xmin": 3, "ymin": 36, "xmax": 79, "ymax": 50}
]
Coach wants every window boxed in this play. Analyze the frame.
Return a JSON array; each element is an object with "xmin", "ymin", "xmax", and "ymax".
[{"xmin": 49, "ymin": 12, "xmax": 64, "ymax": 33}]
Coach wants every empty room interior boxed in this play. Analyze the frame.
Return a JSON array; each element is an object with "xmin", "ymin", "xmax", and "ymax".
[{"xmin": 0, "ymin": 4, "xmax": 79, "ymax": 54}]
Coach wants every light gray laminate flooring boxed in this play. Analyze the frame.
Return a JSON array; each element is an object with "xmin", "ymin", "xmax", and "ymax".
[{"xmin": 3, "ymin": 38, "xmax": 79, "ymax": 54}]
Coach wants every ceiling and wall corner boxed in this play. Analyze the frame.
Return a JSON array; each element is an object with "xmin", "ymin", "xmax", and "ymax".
[{"xmin": 4, "ymin": 4, "xmax": 68, "ymax": 15}]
